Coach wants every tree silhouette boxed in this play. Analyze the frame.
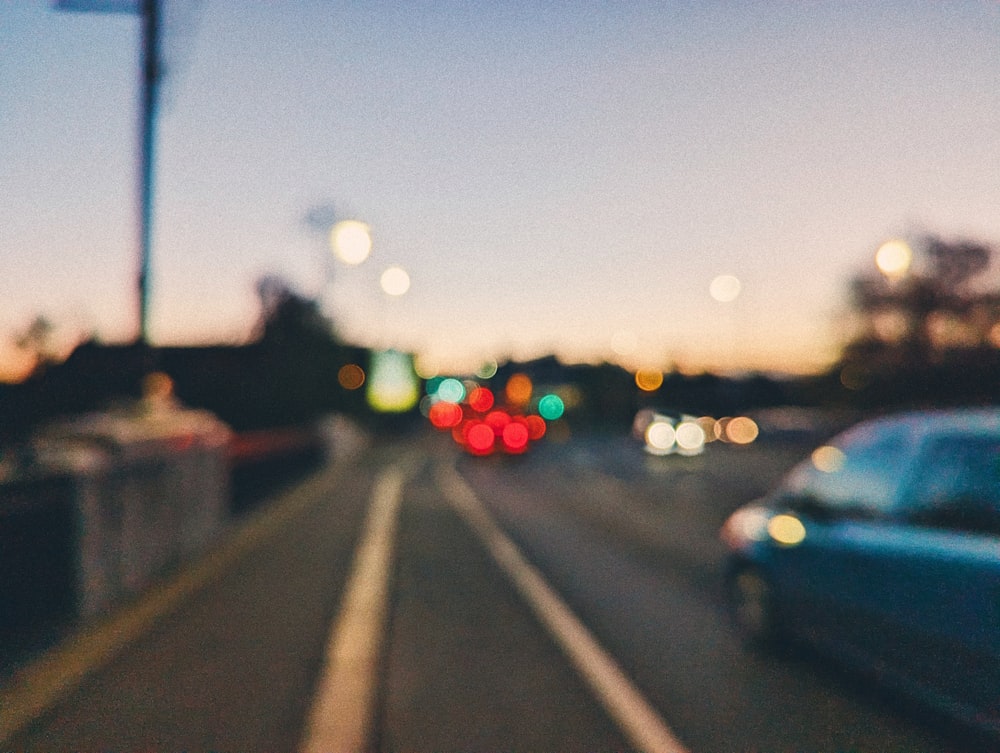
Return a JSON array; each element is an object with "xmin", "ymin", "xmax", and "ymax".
[
  {"xmin": 15, "ymin": 315, "xmax": 57, "ymax": 378},
  {"xmin": 254, "ymin": 275, "xmax": 335, "ymax": 348},
  {"xmin": 840, "ymin": 233, "xmax": 1000, "ymax": 406},
  {"xmin": 846, "ymin": 234, "xmax": 999, "ymax": 365},
  {"xmin": 244, "ymin": 276, "xmax": 348, "ymax": 426}
]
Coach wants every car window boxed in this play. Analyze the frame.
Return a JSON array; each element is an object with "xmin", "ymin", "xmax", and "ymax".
[
  {"xmin": 904, "ymin": 434, "xmax": 1000, "ymax": 535},
  {"xmin": 782, "ymin": 422, "xmax": 914, "ymax": 519}
]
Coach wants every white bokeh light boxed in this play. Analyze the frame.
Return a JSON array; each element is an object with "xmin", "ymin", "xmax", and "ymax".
[
  {"xmin": 330, "ymin": 220, "xmax": 372, "ymax": 265},
  {"xmin": 875, "ymin": 239, "xmax": 912, "ymax": 280},
  {"xmin": 380, "ymin": 266, "xmax": 411, "ymax": 296},
  {"xmin": 710, "ymin": 275, "xmax": 742, "ymax": 303}
]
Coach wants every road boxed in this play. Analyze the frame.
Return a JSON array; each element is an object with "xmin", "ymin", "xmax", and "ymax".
[{"xmin": 3, "ymin": 428, "xmax": 988, "ymax": 752}]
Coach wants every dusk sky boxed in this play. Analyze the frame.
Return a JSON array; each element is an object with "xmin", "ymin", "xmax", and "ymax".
[{"xmin": 3, "ymin": 1, "xmax": 999, "ymax": 381}]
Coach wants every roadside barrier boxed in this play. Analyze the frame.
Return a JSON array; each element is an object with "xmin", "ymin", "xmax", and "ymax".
[{"xmin": 3, "ymin": 402, "xmax": 231, "ymax": 626}]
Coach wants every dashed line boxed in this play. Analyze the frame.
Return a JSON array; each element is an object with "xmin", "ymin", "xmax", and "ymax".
[
  {"xmin": 299, "ymin": 465, "xmax": 404, "ymax": 753},
  {"xmin": 437, "ymin": 461, "xmax": 690, "ymax": 753}
]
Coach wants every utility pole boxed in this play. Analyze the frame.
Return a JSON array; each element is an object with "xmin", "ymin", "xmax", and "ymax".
[
  {"xmin": 55, "ymin": 0, "xmax": 160, "ymax": 347},
  {"xmin": 137, "ymin": 0, "xmax": 160, "ymax": 346}
]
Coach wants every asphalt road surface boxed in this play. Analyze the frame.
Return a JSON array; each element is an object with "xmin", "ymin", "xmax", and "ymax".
[{"xmin": 3, "ymin": 427, "xmax": 991, "ymax": 752}]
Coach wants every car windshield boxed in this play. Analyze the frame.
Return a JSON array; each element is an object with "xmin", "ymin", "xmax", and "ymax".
[{"xmin": 779, "ymin": 420, "xmax": 917, "ymax": 519}]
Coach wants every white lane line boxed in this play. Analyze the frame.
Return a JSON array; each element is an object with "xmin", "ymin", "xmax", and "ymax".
[
  {"xmin": 300, "ymin": 466, "xmax": 404, "ymax": 753},
  {"xmin": 437, "ymin": 462, "xmax": 690, "ymax": 753}
]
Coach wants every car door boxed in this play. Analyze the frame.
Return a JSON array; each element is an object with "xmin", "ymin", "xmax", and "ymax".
[
  {"xmin": 883, "ymin": 433, "xmax": 1000, "ymax": 730},
  {"xmin": 763, "ymin": 420, "xmax": 917, "ymax": 666}
]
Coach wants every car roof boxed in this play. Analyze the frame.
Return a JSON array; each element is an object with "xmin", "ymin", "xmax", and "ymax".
[{"xmin": 857, "ymin": 408, "xmax": 1000, "ymax": 441}]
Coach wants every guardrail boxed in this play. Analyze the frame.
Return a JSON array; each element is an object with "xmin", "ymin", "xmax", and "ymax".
[
  {"xmin": 0, "ymin": 407, "xmax": 370, "ymax": 678},
  {"xmin": 1, "ymin": 403, "xmax": 231, "ymax": 635}
]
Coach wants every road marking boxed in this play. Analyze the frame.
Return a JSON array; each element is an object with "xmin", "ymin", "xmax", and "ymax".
[
  {"xmin": 0, "ymin": 459, "xmax": 351, "ymax": 748},
  {"xmin": 300, "ymin": 465, "xmax": 404, "ymax": 753},
  {"xmin": 437, "ymin": 462, "xmax": 690, "ymax": 753}
]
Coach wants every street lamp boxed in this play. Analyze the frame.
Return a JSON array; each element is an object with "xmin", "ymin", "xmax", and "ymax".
[
  {"xmin": 330, "ymin": 220, "xmax": 372, "ymax": 266},
  {"xmin": 320, "ymin": 214, "xmax": 413, "ymax": 349},
  {"xmin": 710, "ymin": 274, "xmax": 742, "ymax": 303},
  {"xmin": 875, "ymin": 239, "xmax": 912, "ymax": 281},
  {"xmin": 379, "ymin": 266, "xmax": 410, "ymax": 297}
]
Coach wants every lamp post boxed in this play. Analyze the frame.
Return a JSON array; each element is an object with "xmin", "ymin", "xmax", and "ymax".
[
  {"xmin": 319, "ymin": 217, "xmax": 373, "ymax": 331},
  {"xmin": 137, "ymin": 0, "xmax": 159, "ymax": 347},
  {"xmin": 316, "ymin": 213, "xmax": 412, "ymax": 350}
]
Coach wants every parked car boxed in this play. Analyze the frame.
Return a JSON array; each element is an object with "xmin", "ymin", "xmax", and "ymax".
[{"xmin": 720, "ymin": 408, "xmax": 1000, "ymax": 736}]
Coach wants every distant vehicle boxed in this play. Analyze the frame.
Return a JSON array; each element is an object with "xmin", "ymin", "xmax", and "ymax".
[
  {"xmin": 720, "ymin": 408, "xmax": 1000, "ymax": 736},
  {"xmin": 425, "ymin": 377, "xmax": 559, "ymax": 456},
  {"xmin": 632, "ymin": 408, "xmax": 706, "ymax": 456}
]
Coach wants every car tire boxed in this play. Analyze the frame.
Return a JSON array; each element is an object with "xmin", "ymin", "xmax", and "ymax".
[{"xmin": 728, "ymin": 567, "xmax": 781, "ymax": 646}]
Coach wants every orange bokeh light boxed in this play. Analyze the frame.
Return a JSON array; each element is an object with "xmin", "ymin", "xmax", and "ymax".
[
  {"xmin": 505, "ymin": 373, "xmax": 533, "ymax": 407},
  {"xmin": 525, "ymin": 414, "xmax": 547, "ymax": 440},
  {"xmin": 635, "ymin": 369, "xmax": 663, "ymax": 392},
  {"xmin": 338, "ymin": 363, "xmax": 366, "ymax": 390}
]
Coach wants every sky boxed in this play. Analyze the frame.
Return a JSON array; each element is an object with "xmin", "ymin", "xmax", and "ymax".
[{"xmin": 3, "ymin": 1, "xmax": 1000, "ymax": 381}]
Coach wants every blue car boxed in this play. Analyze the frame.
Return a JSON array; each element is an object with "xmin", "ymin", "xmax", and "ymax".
[{"xmin": 720, "ymin": 408, "xmax": 1000, "ymax": 735}]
